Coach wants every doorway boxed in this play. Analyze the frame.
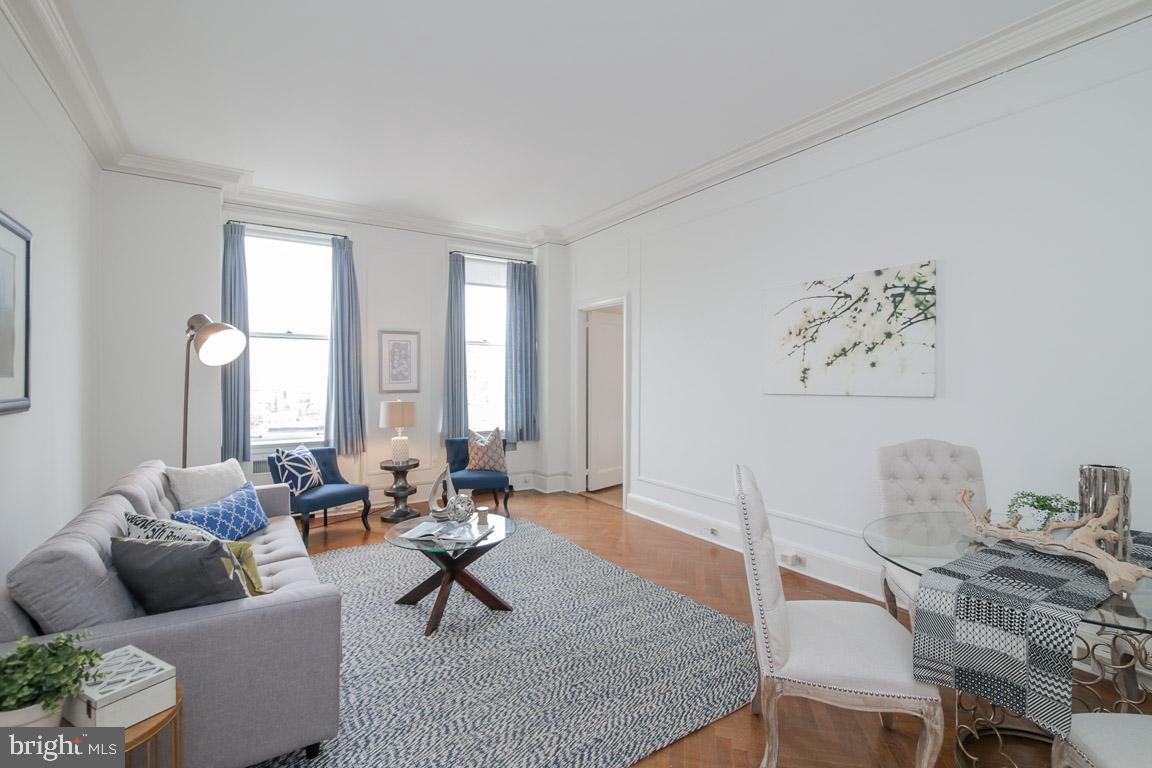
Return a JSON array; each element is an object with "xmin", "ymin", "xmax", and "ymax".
[{"xmin": 583, "ymin": 304, "xmax": 624, "ymax": 507}]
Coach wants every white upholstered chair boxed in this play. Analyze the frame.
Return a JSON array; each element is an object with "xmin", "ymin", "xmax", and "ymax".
[
  {"xmin": 734, "ymin": 465, "xmax": 943, "ymax": 768},
  {"xmin": 1052, "ymin": 713, "xmax": 1152, "ymax": 767},
  {"xmin": 876, "ymin": 438, "xmax": 986, "ymax": 619}
]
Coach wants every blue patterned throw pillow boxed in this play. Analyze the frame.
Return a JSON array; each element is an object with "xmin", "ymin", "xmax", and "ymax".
[
  {"xmin": 270, "ymin": 445, "xmax": 324, "ymax": 496},
  {"xmin": 172, "ymin": 482, "xmax": 269, "ymax": 540}
]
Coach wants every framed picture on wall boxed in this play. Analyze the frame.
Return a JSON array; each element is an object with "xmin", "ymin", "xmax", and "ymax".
[
  {"xmin": 379, "ymin": 330, "xmax": 420, "ymax": 393},
  {"xmin": 0, "ymin": 208, "xmax": 30, "ymax": 414}
]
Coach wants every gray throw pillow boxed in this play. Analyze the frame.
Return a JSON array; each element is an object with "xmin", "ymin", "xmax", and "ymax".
[{"xmin": 111, "ymin": 538, "xmax": 248, "ymax": 614}]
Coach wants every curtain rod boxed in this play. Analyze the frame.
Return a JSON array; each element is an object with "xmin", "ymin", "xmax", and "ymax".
[
  {"xmin": 452, "ymin": 250, "xmax": 532, "ymax": 264},
  {"xmin": 228, "ymin": 219, "xmax": 348, "ymax": 240}
]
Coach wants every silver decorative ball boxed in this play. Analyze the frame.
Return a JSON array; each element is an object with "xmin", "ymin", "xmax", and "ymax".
[{"xmin": 444, "ymin": 494, "xmax": 475, "ymax": 523}]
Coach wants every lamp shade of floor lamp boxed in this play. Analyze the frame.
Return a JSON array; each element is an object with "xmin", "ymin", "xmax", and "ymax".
[
  {"xmin": 381, "ymin": 400, "xmax": 415, "ymax": 463},
  {"xmin": 183, "ymin": 313, "xmax": 246, "ymax": 467}
]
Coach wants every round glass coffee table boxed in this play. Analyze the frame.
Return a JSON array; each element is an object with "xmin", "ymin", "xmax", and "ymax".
[{"xmin": 385, "ymin": 514, "xmax": 516, "ymax": 635}]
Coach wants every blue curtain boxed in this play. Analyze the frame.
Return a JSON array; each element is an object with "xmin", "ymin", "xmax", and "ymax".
[
  {"xmin": 327, "ymin": 237, "xmax": 366, "ymax": 455},
  {"xmin": 220, "ymin": 222, "xmax": 250, "ymax": 461},
  {"xmin": 442, "ymin": 252, "xmax": 469, "ymax": 438},
  {"xmin": 505, "ymin": 261, "xmax": 539, "ymax": 442}
]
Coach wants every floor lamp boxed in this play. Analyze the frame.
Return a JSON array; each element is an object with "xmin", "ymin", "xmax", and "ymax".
[{"xmin": 183, "ymin": 313, "xmax": 246, "ymax": 467}]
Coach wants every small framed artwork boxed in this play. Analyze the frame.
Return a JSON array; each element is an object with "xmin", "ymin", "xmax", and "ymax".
[
  {"xmin": 0, "ymin": 208, "xmax": 30, "ymax": 415},
  {"xmin": 379, "ymin": 330, "xmax": 420, "ymax": 393}
]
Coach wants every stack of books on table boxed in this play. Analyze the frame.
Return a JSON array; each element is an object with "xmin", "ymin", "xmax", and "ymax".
[{"xmin": 400, "ymin": 520, "xmax": 494, "ymax": 551}]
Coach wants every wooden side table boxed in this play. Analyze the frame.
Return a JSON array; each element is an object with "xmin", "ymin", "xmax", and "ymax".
[
  {"xmin": 125, "ymin": 683, "xmax": 183, "ymax": 768},
  {"xmin": 381, "ymin": 459, "xmax": 420, "ymax": 522}
]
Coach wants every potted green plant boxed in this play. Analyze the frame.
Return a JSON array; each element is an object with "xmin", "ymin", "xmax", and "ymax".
[
  {"xmin": 1006, "ymin": 491, "xmax": 1079, "ymax": 534},
  {"xmin": 0, "ymin": 634, "xmax": 103, "ymax": 727}
]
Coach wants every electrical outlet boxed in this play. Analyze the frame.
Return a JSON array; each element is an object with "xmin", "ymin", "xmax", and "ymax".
[
  {"xmin": 708, "ymin": 527, "xmax": 719, "ymax": 536},
  {"xmin": 780, "ymin": 553, "xmax": 807, "ymax": 568}
]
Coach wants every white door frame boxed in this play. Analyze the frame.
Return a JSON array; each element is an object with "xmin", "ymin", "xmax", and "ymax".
[{"xmin": 574, "ymin": 296, "xmax": 631, "ymax": 502}]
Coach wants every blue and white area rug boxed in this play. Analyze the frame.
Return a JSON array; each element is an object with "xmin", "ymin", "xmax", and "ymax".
[{"xmin": 254, "ymin": 520, "xmax": 756, "ymax": 768}]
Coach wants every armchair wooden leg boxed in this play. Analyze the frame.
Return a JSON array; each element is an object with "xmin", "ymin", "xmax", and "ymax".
[
  {"xmin": 323, "ymin": 507, "xmax": 329, "ymax": 527},
  {"xmin": 912, "ymin": 699, "xmax": 944, "ymax": 768},
  {"xmin": 305, "ymin": 743, "xmax": 321, "ymax": 760},
  {"xmin": 360, "ymin": 498, "xmax": 371, "ymax": 531},
  {"xmin": 492, "ymin": 489, "xmax": 500, "ymax": 510},
  {"xmin": 758, "ymin": 678, "xmax": 781, "ymax": 768},
  {"xmin": 882, "ymin": 574, "xmax": 899, "ymax": 620},
  {"xmin": 299, "ymin": 512, "xmax": 311, "ymax": 549},
  {"xmin": 504, "ymin": 486, "xmax": 513, "ymax": 513}
]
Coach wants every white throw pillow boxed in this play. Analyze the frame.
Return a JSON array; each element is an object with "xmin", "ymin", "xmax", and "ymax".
[{"xmin": 166, "ymin": 458, "xmax": 248, "ymax": 509}]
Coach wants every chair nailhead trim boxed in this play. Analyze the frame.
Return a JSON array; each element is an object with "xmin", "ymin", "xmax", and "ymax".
[
  {"xmin": 735, "ymin": 466, "xmax": 776, "ymax": 675},
  {"xmin": 773, "ymin": 675, "xmax": 938, "ymax": 702}
]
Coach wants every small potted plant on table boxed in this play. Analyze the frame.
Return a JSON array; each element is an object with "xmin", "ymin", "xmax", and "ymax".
[{"xmin": 0, "ymin": 634, "xmax": 102, "ymax": 727}]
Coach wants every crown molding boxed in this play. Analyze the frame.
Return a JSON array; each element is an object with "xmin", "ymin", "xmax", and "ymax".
[
  {"xmin": 0, "ymin": 0, "xmax": 125, "ymax": 163},
  {"xmin": 110, "ymin": 153, "xmax": 254, "ymax": 191},
  {"xmin": 556, "ymin": 0, "xmax": 1152, "ymax": 244},
  {"xmin": 7, "ymin": 0, "xmax": 1150, "ymax": 249},
  {"xmin": 224, "ymin": 186, "xmax": 535, "ymax": 248}
]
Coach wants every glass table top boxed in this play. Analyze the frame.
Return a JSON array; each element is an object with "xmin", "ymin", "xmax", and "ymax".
[
  {"xmin": 384, "ymin": 514, "xmax": 516, "ymax": 554},
  {"xmin": 863, "ymin": 511, "xmax": 1152, "ymax": 635}
]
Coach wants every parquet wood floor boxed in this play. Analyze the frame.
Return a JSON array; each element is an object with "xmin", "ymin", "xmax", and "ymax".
[{"xmin": 308, "ymin": 490, "xmax": 1045, "ymax": 768}]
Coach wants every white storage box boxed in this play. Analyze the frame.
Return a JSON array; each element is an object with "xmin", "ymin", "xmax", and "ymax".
[{"xmin": 63, "ymin": 645, "xmax": 176, "ymax": 728}]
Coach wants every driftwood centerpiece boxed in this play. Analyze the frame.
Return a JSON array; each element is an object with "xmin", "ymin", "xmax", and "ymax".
[{"xmin": 959, "ymin": 489, "xmax": 1152, "ymax": 595}]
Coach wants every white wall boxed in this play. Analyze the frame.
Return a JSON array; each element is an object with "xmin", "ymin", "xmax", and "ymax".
[
  {"xmin": 568, "ymin": 20, "xmax": 1152, "ymax": 596},
  {"xmin": 0, "ymin": 13, "xmax": 98, "ymax": 571},
  {"xmin": 94, "ymin": 173, "xmax": 224, "ymax": 484},
  {"xmin": 91, "ymin": 185, "xmax": 544, "ymax": 504}
]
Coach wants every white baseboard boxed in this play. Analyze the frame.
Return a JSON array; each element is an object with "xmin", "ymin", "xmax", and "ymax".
[
  {"xmin": 529, "ymin": 471, "xmax": 573, "ymax": 493},
  {"xmin": 626, "ymin": 492, "xmax": 882, "ymax": 601}
]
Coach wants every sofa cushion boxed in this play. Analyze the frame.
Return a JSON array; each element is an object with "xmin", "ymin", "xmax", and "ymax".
[
  {"xmin": 173, "ymin": 482, "xmax": 269, "ymax": 540},
  {"xmin": 257, "ymin": 556, "xmax": 319, "ymax": 592},
  {"xmin": 241, "ymin": 516, "xmax": 309, "ymax": 565},
  {"xmin": 165, "ymin": 459, "xmax": 248, "ymax": 509},
  {"xmin": 6, "ymin": 495, "xmax": 143, "ymax": 633}
]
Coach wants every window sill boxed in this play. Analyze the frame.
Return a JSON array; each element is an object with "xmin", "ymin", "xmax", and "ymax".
[{"xmin": 250, "ymin": 438, "xmax": 326, "ymax": 463}]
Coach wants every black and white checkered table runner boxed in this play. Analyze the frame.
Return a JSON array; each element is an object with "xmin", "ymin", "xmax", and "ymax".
[{"xmin": 913, "ymin": 530, "xmax": 1152, "ymax": 736}]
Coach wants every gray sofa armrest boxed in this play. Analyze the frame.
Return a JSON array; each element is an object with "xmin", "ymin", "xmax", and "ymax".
[
  {"xmin": 1, "ymin": 584, "xmax": 341, "ymax": 768},
  {"xmin": 256, "ymin": 482, "xmax": 291, "ymax": 517}
]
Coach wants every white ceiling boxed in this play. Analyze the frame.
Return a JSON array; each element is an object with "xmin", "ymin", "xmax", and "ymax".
[{"xmin": 56, "ymin": 0, "xmax": 1060, "ymax": 234}]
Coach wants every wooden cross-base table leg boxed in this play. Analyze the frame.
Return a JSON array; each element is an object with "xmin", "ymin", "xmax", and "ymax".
[{"xmin": 395, "ymin": 546, "xmax": 512, "ymax": 635}]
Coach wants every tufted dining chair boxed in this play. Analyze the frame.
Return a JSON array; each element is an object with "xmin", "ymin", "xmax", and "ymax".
[
  {"xmin": 735, "ymin": 465, "xmax": 943, "ymax": 768},
  {"xmin": 876, "ymin": 439, "xmax": 987, "ymax": 620},
  {"xmin": 1052, "ymin": 713, "xmax": 1152, "ymax": 767}
]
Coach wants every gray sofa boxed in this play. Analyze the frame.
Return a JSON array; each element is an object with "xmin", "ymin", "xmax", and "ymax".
[{"xmin": 0, "ymin": 460, "xmax": 341, "ymax": 768}]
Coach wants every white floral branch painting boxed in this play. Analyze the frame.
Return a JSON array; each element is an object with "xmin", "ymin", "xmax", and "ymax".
[{"xmin": 764, "ymin": 260, "xmax": 936, "ymax": 397}]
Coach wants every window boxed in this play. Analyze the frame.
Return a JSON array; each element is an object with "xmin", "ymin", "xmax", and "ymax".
[
  {"xmin": 246, "ymin": 233, "xmax": 332, "ymax": 447},
  {"xmin": 464, "ymin": 256, "xmax": 507, "ymax": 431}
]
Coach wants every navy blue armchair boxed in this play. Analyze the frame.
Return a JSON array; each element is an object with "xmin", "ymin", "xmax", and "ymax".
[
  {"xmin": 266, "ymin": 446, "xmax": 371, "ymax": 547},
  {"xmin": 445, "ymin": 438, "xmax": 513, "ymax": 513}
]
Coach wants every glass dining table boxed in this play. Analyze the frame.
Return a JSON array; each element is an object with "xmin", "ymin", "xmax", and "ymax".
[{"xmin": 863, "ymin": 511, "xmax": 1152, "ymax": 766}]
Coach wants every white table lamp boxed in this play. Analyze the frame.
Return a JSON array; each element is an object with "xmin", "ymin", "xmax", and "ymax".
[{"xmin": 381, "ymin": 400, "xmax": 415, "ymax": 463}]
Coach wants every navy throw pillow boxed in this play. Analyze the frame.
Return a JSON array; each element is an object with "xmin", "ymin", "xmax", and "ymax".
[{"xmin": 270, "ymin": 445, "xmax": 324, "ymax": 496}]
